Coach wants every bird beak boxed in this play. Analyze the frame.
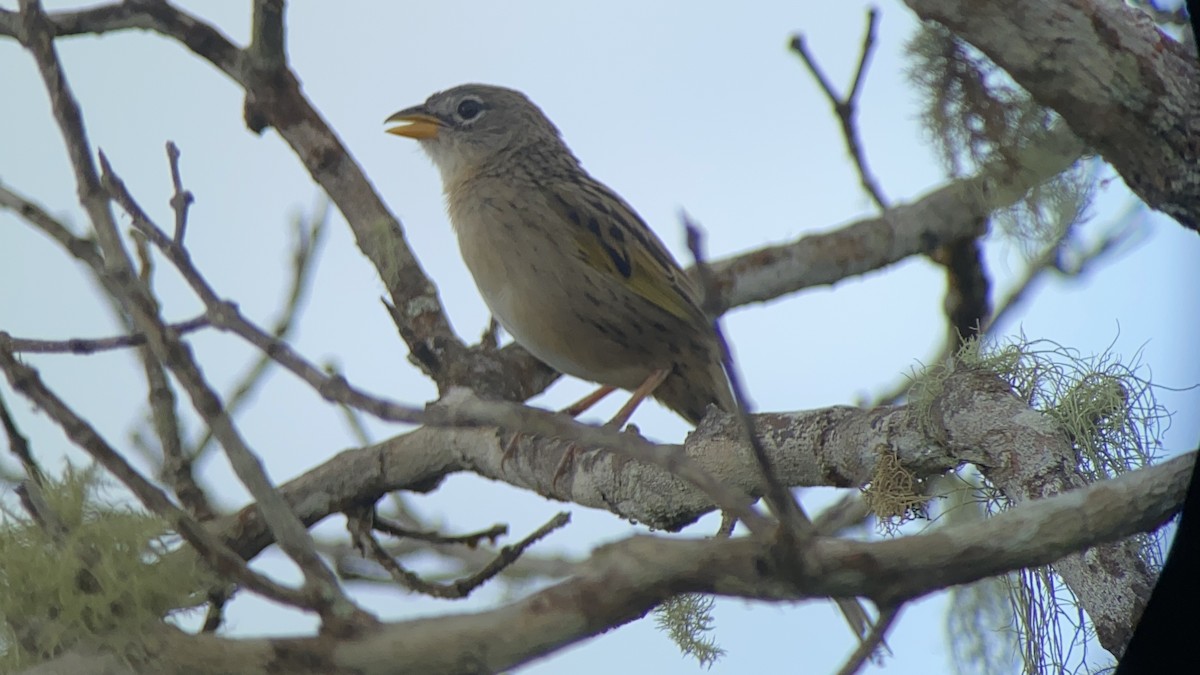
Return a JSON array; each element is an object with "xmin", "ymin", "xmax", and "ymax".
[{"xmin": 385, "ymin": 106, "xmax": 443, "ymax": 140}]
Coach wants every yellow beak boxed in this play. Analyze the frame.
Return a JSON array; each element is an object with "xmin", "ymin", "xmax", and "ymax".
[{"xmin": 385, "ymin": 108, "xmax": 443, "ymax": 140}]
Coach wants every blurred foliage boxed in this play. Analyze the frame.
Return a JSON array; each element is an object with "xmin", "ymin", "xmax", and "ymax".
[
  {"xmin": 0, "ymin": 467, "xmax": 213, "ymax": 671},
  {"xmin": 906, "ymin": 24, "xmax": 1095, "ymax": 254}
]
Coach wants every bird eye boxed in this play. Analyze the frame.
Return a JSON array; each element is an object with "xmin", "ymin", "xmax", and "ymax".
[{"xmin": 456, "ymin": 98, "xmax": 484, "ymax": 121}]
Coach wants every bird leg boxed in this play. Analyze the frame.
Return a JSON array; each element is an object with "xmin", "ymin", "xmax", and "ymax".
[
  {"xmin": 561, "ymin": 385, "xmax": 616, "ymax": 417},
  {"xmin": 551, "ymin": 368, "xmax": 670, "ymax": 489},
  {"xmin": 605, "ymin": 369, "xmax": 669, "ymax": 430}
]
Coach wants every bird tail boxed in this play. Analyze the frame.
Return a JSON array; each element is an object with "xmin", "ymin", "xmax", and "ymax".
[{"xmin": 656, "ymin": 349, "xmax": 736, "ymax": 424}]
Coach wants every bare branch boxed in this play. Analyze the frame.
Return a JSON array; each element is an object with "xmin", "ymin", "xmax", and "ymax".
[
  {"xmin": 97, "ymin": 153, "xmax": 424, "ymax": 424},
  {"xmin": 22, "ymin": 452, "xmax": 1192, "ymax": 674},
  {"xmin": 133, "ymin": 319, "xmax": 213, "ymax": 520},
  {"xmin": 165, "ymin": 142, "xmax": 194, "ymax": 244},
  {"xmin": 903, "ymin": 0, "xmax": 1200, "ymax": 232},
  {"xmin": 4, "ymin": 316, "xmax": 211, "ymax": 354},
  {"xmin": 348, "ymin": 509, "xmax": 569, "ymax": 599},
  {"xmin": 689, "ymin": 216, "xmax": 877, "ymax": 644},
  {"xmin": 702, "ymin": 123, "xmax": 1085, "ymax": 313},
  {"xmin": 13, "ymin": 0, "xmax": 132, "ymax": 273},
  {"xmin": 430, "ymin": 389, "xmax": 773, "ymax": 534},
  {"xmin": 1, "ymin": 385, "xmax": 39, "ymax": 482},
  {"xmin": 11, "ymin": 2, "xmax": 366, "ymax": 622},
  {"xmin": 336, "ymin": 537, "xmax": 578, "ymax": 587},
  {"xmin": 371, "ymin": 516, "xmax": 509, "ymax": 547},
  {"xmin": 790, "ymin": 8, "xmax": 888, "ymax": 210},
  {"xmin": 0, "ymin": 181, "xmax": 106, "ymax": 270},
  {"xmin": 837, "ymin": 605, "xmax": 900, "ymax": 675},
  {"xmin": 95, "ymin": 151, "xmax": 372, "ymax": 627}
]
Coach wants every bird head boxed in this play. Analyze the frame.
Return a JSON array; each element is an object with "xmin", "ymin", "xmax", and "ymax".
[{"xmin": 385, "ymin": 83, "xmax": 573, "ymax": 185}]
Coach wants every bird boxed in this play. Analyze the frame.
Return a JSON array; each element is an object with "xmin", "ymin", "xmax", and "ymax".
[
  {"xmin": 384, "ymin": 84, "xmax": 877, "ymax": 646},
  {"xmin": 384, "ymin": 84, "xmax": 735, "ymax": 429}
]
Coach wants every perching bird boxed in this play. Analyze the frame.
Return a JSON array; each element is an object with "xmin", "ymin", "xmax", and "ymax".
[
  {"xmin": 385, "ymin": 84, "xmax": 877, "ymax": 645},
  {"xmin": 384, "ymin": 84, "xmax": 735, "ymax": 427}
]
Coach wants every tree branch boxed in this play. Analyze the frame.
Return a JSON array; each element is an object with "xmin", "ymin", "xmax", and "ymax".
[
  {"xmin": 22, "ymin": 451, "xmax": 1192, "ymax": 675},
  {"xmin": 790, "ymin": 7, "xmax": 889, "ymax": 210},
  {"xmin": 3, "ymin": 316, "xmax": 211, "ymax": 354},
  {"xmin": 702, "ymin": 123, "xmax": 1085, "ymax": 312},
  {"xmin": 11, "ymin": 0, "xmax": 368, "ymax": 627},
  {"xmin": 903, "ymin": 0, "xmax": 1200, "ymax": 233},
  {"xmin": 0, "ymin": 1, "xmax": 1095, "ymax": 399}
]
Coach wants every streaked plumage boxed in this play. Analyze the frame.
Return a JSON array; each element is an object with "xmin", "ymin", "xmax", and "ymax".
[{"xmin": 386, "ymin": 84, "xmax": 733, "ymax": 424}]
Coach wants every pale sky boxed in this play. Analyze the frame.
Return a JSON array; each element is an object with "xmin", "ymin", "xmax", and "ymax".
[{"xmin": 2, "ymin": 2, "xmax": 1197, "ymax": 673}]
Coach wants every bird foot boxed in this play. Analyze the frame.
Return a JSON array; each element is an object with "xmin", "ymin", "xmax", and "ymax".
[
  {"xmin": 550, "ymin": 442, "xmax": 586, "ymax": 491},
  {"xmin": 499, "ymin": 430, "xmax": 528, "ymax": 473}
]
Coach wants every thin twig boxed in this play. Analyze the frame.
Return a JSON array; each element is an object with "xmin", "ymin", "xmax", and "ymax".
[
  {"xmin": 449, "ymin": 511, "xmax": 569, "ymax": 592},
  {"xmin": 372, "ymin": 515, "xmax": 509, "ymax": 547},
  {"xmin": 335, "ymin": 496, "xmax": 578, "ymax": 584},
  {"xmin": 99, "ymin": 156, "xmax": 423, "ymax": 425},
  {"xmin": 125, "ymin": 247, "xmax": 211, "ymax": 518},
  {"xmin": 689, "ymin": 213, "xmax": 880, "ymax": 643},
  {"xmin": 348, "ymin": 508, "xmax": 569, "ymax": 598},
  {"xmin": 201, "ymin": 585, "xmax": 233, "ymax": 634},
  {"xmin": 836, "ymin": 604, "xmax": 900, "ymax": 675},
  {"xmin": 684, "ymin": 215, "xmax": 808, "ymax": 537},
  {"xmin": 1, "ymin": 388, "xmax": 68, "ymax": 538},
  {"xmin": 5, "ymin": 316, "xmax": 211, "ymax": 354},
  {"xmin": 790, "ymin": 8, "xmax": 888, "ymax": 210},
  {"xmin": 846, "ymin": 10, "xmax": 878, "ymax": 105},
  {"xmin": 1, "ymin": 386, "xmax": 40, "ymax": 483},
  {"xmin": 166, "ymin": 141, "xmax": 194, "ymax": 244},
  {"xmin": 96, "ymin": 151, "xmax": 371, "ymax": 627},
  {"xmin": 14, "ymin": 2, "xmax": 365, "ymax": 624},
  {"xmin": 0, "ymin": 182, "xmax": 111, "ymax": 284},
  {"xmin": 15, "ymin": 0, "xmax": 135, "ymax": 273}
]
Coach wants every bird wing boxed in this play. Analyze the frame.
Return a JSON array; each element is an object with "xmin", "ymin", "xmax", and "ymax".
[{"xmin": 545, "ymin": 178, "xmax": 709, "ymax": 326}]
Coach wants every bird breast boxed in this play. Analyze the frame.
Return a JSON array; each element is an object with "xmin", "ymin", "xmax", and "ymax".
[{"xmin": 446, "ymin": 181, "xmax": 653, "ymax": 390}]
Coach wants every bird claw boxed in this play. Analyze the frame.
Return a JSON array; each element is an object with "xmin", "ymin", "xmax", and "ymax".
[
  {"xmin": 499, "ymin": 430, "xmax": 526, "ymax": 473},
  {"xmin": 550, "ymin": 441, "xmax": 587, "ymax": 491},
  {"xmin": 508, "ymin": 411, "xmax": 644, "ymax": 490}
]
